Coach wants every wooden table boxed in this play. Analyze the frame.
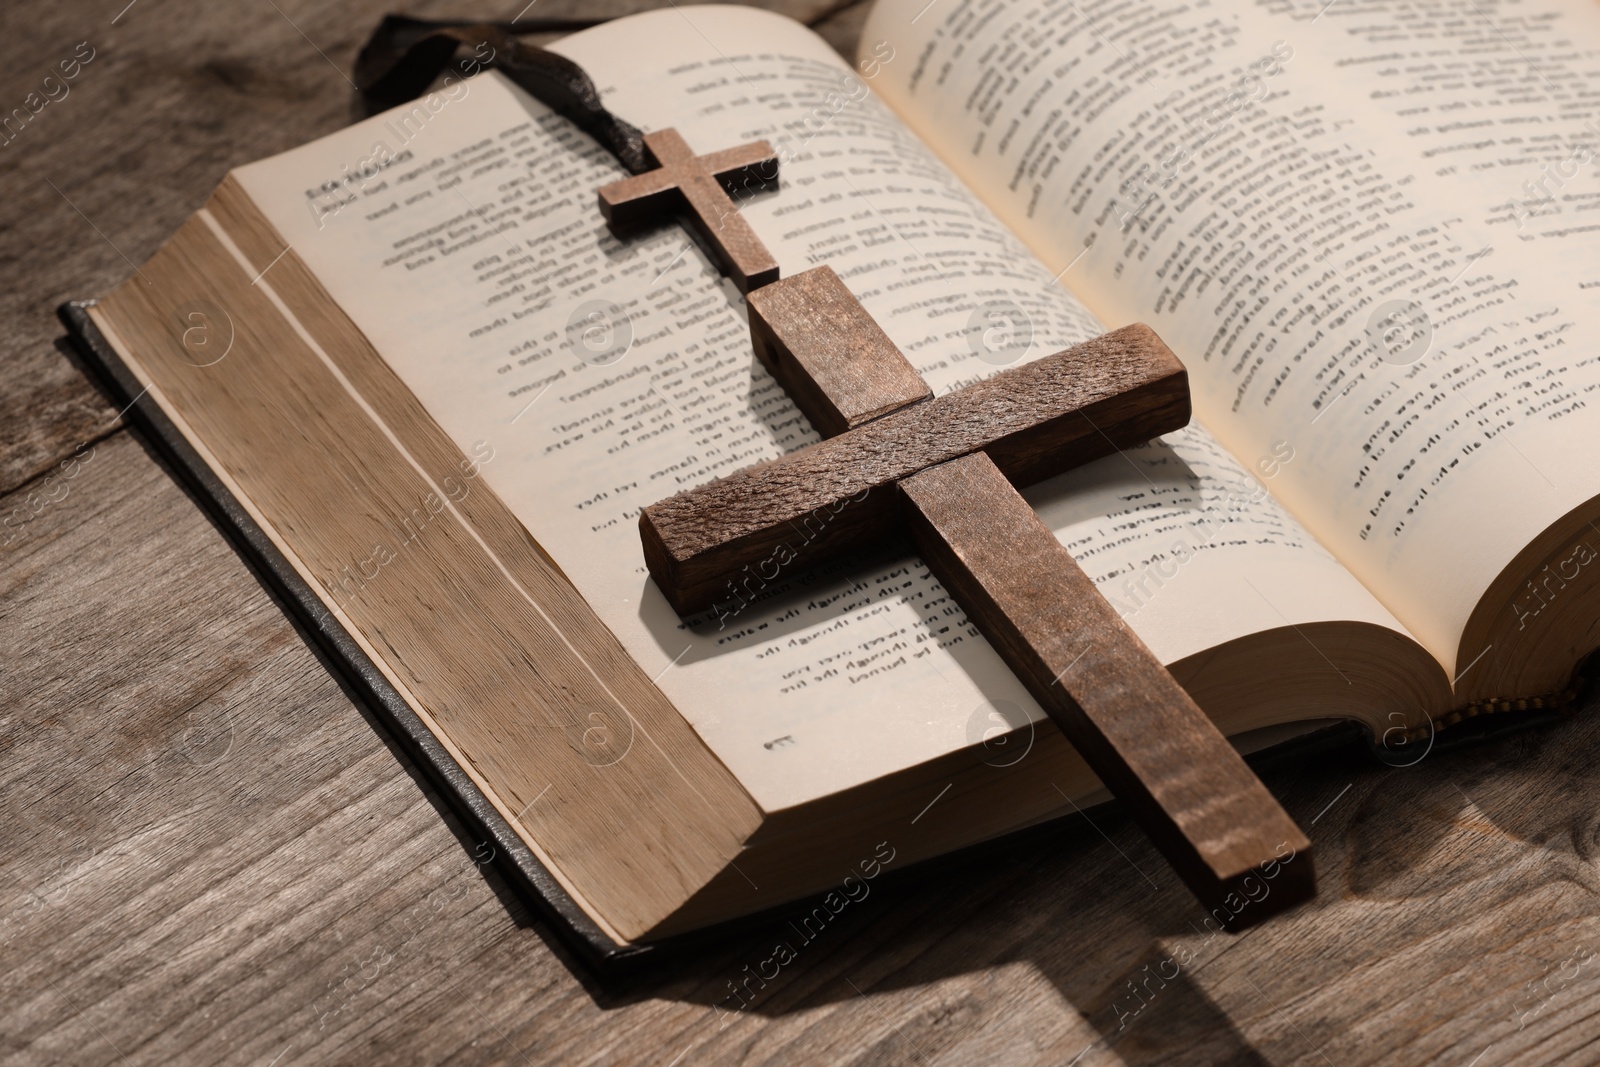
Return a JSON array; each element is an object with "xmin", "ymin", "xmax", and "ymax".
[{"xmin": 4, "ymin": 2, "xmax": 1599, "ymax": 1063}]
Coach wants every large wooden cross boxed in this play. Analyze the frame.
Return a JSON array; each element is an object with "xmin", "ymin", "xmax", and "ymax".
[{"xmin": 598, "ymin": 132, "xmax": 1313, "ymax": 925}]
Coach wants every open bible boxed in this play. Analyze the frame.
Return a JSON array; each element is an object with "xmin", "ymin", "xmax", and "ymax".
[{"xmin": 65, "ymin": 0, "xmax": 1600, "ymax": 963}]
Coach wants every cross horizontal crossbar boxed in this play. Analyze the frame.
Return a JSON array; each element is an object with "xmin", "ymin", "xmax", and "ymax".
[{"xmin": 640, "ymin": 323, "xmax": 1189, "ymax": 614}]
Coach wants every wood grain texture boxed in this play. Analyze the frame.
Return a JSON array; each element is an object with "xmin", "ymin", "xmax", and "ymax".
[
  {"xmin": 641, "ymin": 324, "xmax": 1189, "ymax": 612},
  {"xmin": 748, "ymin": 266, "xmax": 933, "ymax": 436},
  {"xmin": 900, "ymin": 452, "xmax": 1314, "ymax": 927},
  {"xmin": 597, "ymin": 129, "xmax": 780, "ymax": 292},
  {"xmin": 0, "ymin": 0, "xmax": 400, "ymax": 496},
  {"xmin": 10, "ymin": 2, "xmax": 1600, "ymax": 1065}
]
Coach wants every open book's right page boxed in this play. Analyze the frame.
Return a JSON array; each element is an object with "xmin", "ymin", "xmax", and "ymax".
[{"xmin": 864, "ymin": 0, "xmax": 1600, "ymax": 683}]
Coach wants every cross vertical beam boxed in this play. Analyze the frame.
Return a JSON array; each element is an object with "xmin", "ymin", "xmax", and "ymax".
[
  {"xmin": 900, "ymin": 452, "xmax": 1313, "ymax": 922},
  {"xmin": 747, "ymin": 262, "xmax": 931, "ymax": 434}
]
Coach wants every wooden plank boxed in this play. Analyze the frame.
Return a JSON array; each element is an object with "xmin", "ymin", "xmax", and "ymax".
[
  {"xmin": 0, "ymin": 0, "xmax": 390, "ymax": 495},
  {"xmin": 899, "ymin": 451, "xmax": 1314, "ymax": 926},
  {"xmin": 747, "ymin": 266, "xmax": 932, "ymax": 436},
  {"xmin": 640, "ymin": 324, "xmax": 1189, "ymax": 612}
]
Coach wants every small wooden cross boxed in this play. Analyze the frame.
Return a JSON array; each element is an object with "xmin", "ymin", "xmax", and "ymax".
[
  {"xmin": 603, "ymin": 132, "xmax": 1313, "ymax": 925},
  {"xmin": 597, "ymin": 129, "xmax": 780, "ymax": 293}
]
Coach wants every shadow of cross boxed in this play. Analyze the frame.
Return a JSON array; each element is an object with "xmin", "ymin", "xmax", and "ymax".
[{"xmin": 598, "ymin": 132, "xmax": 1313, "ymax": 926}]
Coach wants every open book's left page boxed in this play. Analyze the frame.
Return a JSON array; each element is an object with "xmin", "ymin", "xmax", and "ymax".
[{"xmin": 232, "ymin": 6, "xmax": 1433, "ymax": 813}]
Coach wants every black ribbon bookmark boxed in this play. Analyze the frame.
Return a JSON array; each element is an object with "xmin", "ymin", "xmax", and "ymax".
[{"xmin": 353, "ymin": 14, "xmax": 650, "ymax": 174}]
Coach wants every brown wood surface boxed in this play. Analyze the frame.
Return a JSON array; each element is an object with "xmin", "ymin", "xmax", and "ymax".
[
  {"xmin": 7, "ymin": 2, "xmax": 1600, "ymax": 1065},
  {"xmin": 900, "ymin": 452, "xmax": 1314, "ymax": 927},
  {"xmin": 641, "ymin": 324, "xmax": 1190, "ymax": 612},
  {"xmin": 598, "ymin": 129, "xmax": 780, "ymax": 293}
]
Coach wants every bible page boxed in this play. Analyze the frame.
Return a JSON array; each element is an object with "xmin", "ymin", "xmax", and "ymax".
[{"xmin": 863, "ymin": 0, "xmax": 1600, "ymax": 677}]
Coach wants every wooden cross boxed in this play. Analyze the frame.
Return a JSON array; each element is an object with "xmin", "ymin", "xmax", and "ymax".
[
  {"xmin": 597, "ymin": 129, "xmax": 780, "ymax": 293},
  {"xmin": 601, "ymin": 132, "xmax": 1313, "ymax": 925}
]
